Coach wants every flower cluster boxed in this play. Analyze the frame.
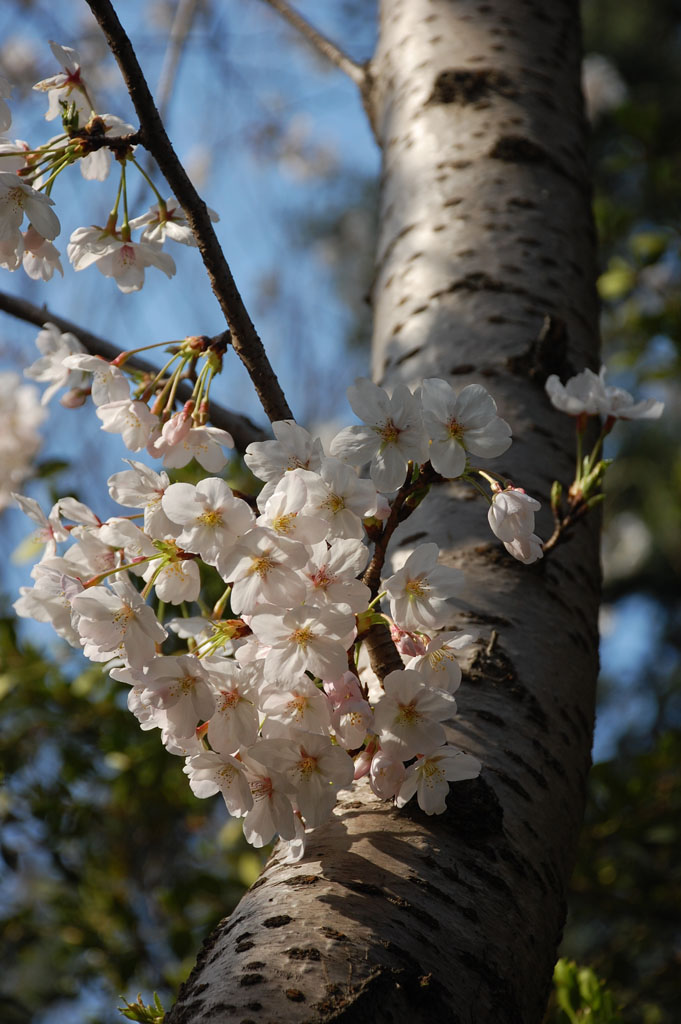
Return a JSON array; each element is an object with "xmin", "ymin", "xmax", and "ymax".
[
  {"xmin": 0, "ymin": 41, "xmax": 217, "ymax": 288},
  {"xmin": 18, "ymin": 328, "xmax": 561, "ymax": 853}
]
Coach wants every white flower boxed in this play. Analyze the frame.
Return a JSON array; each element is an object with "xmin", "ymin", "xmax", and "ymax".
[
  {"xmin": 260, "ymin": 679, "xmax": 332, "ymax": 738},
  {"xmin": 219, "ymin": 527, "xmax": 308, "ymax": 613},
  {"xmin": 420, "ymin": 378, "xmax": 511, "ymax": 478},
  {"xmin": 405, "ymin": 631, "xmax": 476, "ymax": 692},
  {"xmin": 142, "ymin": 548, "xmax": 201, "ymax": 605},
  {"xmin": 0, "ymin": 171, "xmax": 60, "ymax": 241},
  {"xmin": 22, "ymin": 226, "xmax": 63, "ymax": 280},
  {"xmin": 184, "ymin": 750, "xmax": 253, "ymax": 817},
  {"xmin": 14, "ymin": 563, "xmax": 83, "ymax": 646},
  {"xmin": 108, "ymin": 459, "xmax": 178, "ymax": 537},
  {"xmin": 68, "ymin": 225, "xmax": 176, "ymax": 292},
  {"xmin": 383, "ymin": 543, "xmax": 462, "ymax": 631},
  {"xmin": 142, "ymin": 654, "xmax": 215, "ymax": 738},
  {"xmin": 24, "ymin": 322, "xmax": 86, "ymax": 404},
  {"xmin": 71, "ymin": 576, "xmax": 167, "ymax": 668},
  {"xmin": 330, "ymin": 378, "xmax": 428, "ymax": 492},
  {"xmin": 373, "ymin": 669, "xmax": 457, "ymax": 759},
  {"xmin": 488, "ymin": 487, "xmax": 543, "ymax": 564},
  {"xmin": 250, "ymin": 605, "xmax": 355, "ymax": 685},
  {"xmin": 396, "ymin": 745, "xmax": 482, "ymax": 814},
  {"xmin": 0, "ymin": 373, "xmax": 45, "ymax": 509},
  {"xmin": 298, "ymin": 458, "xmax": 378, "ymax": 539},
  {"xmin": 253, "ymin": 734, "xmax": 354, "ymax": 827},
  {"xmin": 96, "ymin": 398, "xmax": 158, "ymax": 452},
  {"xmin": 61, "ymin": 353, "xmax": 130, "ymax": 406},
  {"xmin": 129, "ymin": 196, "xmax": 219, "ymax": 246},
  {"xmin": 245, "ymin": 419, "xmax": 324, "ymax": 505},
  {"xmin": 13, "ymin": 493, "xmax": 68, "ymax": 558},
  {"xmin": 256, "ymin": 470, "xmax": 327, "ymax": 545},
  {"xmin": 240, "ymin": 750, "xmax": 298, "ymax": 846},
  {"xmin": 33, "ymin": 41, "xmax": 92, "ymax": 123},
  {"xmin": 545, "ymin": 367, "xmax": 664, "ymax": 420},
  {"xmin": 162, "ymin": 477, "xmax": 254, "ymax": 573}
]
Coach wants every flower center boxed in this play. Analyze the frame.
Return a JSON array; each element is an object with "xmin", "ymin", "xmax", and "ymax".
[
  {"xmin": 290, "ymin": 626, "xmax": 314, "ymax": 650},
  {"xmin": 446, "ymin": 417, "xmax": 464, "ymax": 441},
  {"xmin": 249, "ymin": 552, "xmax": 276, "ymax": 577},
  {"xmin": 298, "ymin": 754, "xmax": 318, "ymax": 777},
  {"xmin": 377, "ymin": 418, "xmax": 401, "ymax": 447},
  {"xmin": 396, "ymin": 700, "xmax": 421, "ymax": 725},
  {"xmin": 323, "ymin": 493, "xmax": 346, "ymax": 514},
  {"xmin": 272, "ymin": 512, "xmax": 297, "ymax": 535},
  {"xmin": 218, "ymin": 689, "xmax": 240, "ymax": 710},
  {"xmin": 198, "ymin": 508, "xmax": 223, "ymax": 527},
  {"xmin": 405, "ymin": 576, "xmax": 427, "ymax": 599}
]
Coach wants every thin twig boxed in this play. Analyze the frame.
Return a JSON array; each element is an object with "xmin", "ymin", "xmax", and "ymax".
[
  {"xmin": 0, "ymin": 289, "xmax": 268, "ymax": 451},
  {"xmin": 85, "ymin": 0, "xmax": 293, "ymax": 425},
  {"xmin": 258, "ymin": 0, "xmax": 367, "ymax": 90}
]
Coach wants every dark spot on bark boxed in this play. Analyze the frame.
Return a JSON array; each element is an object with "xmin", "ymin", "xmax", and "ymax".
[
  {"xmin": 495, "ymin": 769, "xmax": 533, "ymax": 801},
  {"xmin": 450, "ymin": 362, "xmax": 475, "ymax": 374},
  {"xmin": 470, "ymin": 707, "xmax": 505, "ymax": 728},
  {"xmin": 508, "ymin": 196, "xmax": 538, "ymax": 209},
  {"xmin": 443, "ymin": 196, "xmax": 463, "ymax": 207},
  {"xmin": 249, "ymin": 876, "xmax": 267, "ymax": 890},
  {"xmin": 283, "ymin": 873, "xmax": 319, "ymax": 886},
  {"xmin": 320, "ymin": 926, "xmax": 348, "ymax": 941},
  {"xmin": 245, "ymin": 1002, "xmax": 262, "ymax": 1011},
  {"xmin": 468, "ymin": 644, "xmax": 548, "ymax": 728},
  {"xmin": 507, "ymin": 315, "xmax": 574, "ymax": 384},
  {"xmin": 343, "ymin": 879, "xmax": 384, "ymax": 898},
  {"xmin": 240, "ymin": 973, "xmax": 264, "ymax": 987},
  {"xmin": 263, "ymin": 914, "xmax": 292, "ymax": 928},
  {"xmin": 427, "ymin": 68, "xmax": 517, "ymax": 106},
  {"xmin": 504, "ymin": 747, "xmax": 548, "ymax": 788},
  {"xmin": 490, "ymin": 134, "xmax": 549, "ymax": 164},
  {"xmin": 461, "ymin": 858, "xmax": 513, "ymax": 895},
  {"xmin": 455, "ymin": 951, "xmax": 524, "ymax": 1024},
  {"xmin": 286, "ymin": 989, "xmax": 306, "ymax": 1002},
  {"xmin": 399, "ymin": 531, "xmax": 427, "ymax": 546},
  {"xmin": 235, "ymin": 939, "xmax": 255, "ymax": 953},
  {"xmin": 287, "ymin": 946, "xmax": 322, "ymax": 960},
  {"xmin": 245, "ymin": 960, "xmax": 265, "ymax": 969}
]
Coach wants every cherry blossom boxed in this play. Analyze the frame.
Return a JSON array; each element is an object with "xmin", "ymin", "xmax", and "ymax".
[
  {"xmin": 24, "ymin": 322, "xmax": 86, "ymax": 404},
  {"xmin": 108, "ymin": 460, "xmax": 178, "ymax": 537},
  {"xmin": 546, "ymin": 366, "xmax": 664, "ymax": 420},
  {"xmin": 70, "ymin": 575, "xmax": 167, "ymax": 668},
  {"xmin": 249, "ymin": 605, "xmax": 355, "ymax": 685},
  {"xmin": 22, "ymin": 226, "xmax": 63, "ymax": 280},
  {"xmin": 330, "ymin": 377, "xmax": 428, "ymax": 491},
  {"xmin": 33, "ymin": 40, "xmax": 92, "ymax": 123},
  {"xmin": 405, "ymin": 631, "xmax": 476, "ymax": 692},
  {"xmin": 150, "ymin": 421, "xmax": 234, "ymax": 472},
  {"xmin": 245, "ymin": 419, "xmax": 324, "ymax": 505},
  {"xmin": 219, "ymin": 527, "xmax": 308, "ymax": 613},
  {"xmin": 162, "ymin": 477, "xmax": 254, "ymax": 572},
  {"xmin": 420, "ymin": 378, "xmax": 511, "ymax": 478},
  {"xmin": 0, "ymin": 373, "xmax": 45, "ymax": 510},
  {"xmin": 383, "ymin": 543, "xmax": 462, "ymax": 631},
  {"xmin": 68, "ymin": 226, "xmax": 176, "ymax": 292},
  {"xmin": 396, "ymin": 745, "xmax": 482, "ymax": 815},
  {"xmin": 142, "ymin": 654, "xmax": 215, "ymax": 738},
  {"xmin": 184, "ymin": 750, "xmax": 253, "ymax": 817},
  {"xmin": 0, "ymin": 171, "xmax": 60, "ymax": 242},
  {"xmin": 129, "ymin": 196, "xmax": 219, "ymax": 246},
  {"xmin": 488, "ymin": 487, "xmax": 543, "ymax": 564},
  {"xmin": 373, "ymin": 669, "xmax": 457, "ymax": 759},
  {"xmin": 253, "ymin": 734, "xmax": 354, "ymax": 827},
  {"xmin": 96, "ymin": 397, "xmax": 158, "ymax": 451}
]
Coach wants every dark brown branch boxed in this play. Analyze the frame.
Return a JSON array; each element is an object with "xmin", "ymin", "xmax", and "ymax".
[
  {"xmin": 258, "ymin": 0, "xmax": 368, "ymax": 90},
  {"xmin": 84, "ymin": 0, "xmax": 293, "ymax": 425},
  {"xmin": 0, "ymin": 289, "xmax": 268, "ymax": 451}
]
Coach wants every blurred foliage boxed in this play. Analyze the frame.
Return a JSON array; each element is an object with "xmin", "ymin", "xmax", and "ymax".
[
  {"xmin": 546, "ymin": 959, "xmax": 623, "ymax": 1023},
  {"xmin": 0, "ymin": 613, "xmax": 264, "ymax": 1023}
]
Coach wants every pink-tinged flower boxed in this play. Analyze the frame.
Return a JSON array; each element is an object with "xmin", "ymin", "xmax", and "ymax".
[
  {"xmin": 71, "ymin": 575, "xmax": 167, "ymax": 668},
  {"xmin": 405, "ymin": 631, "xmax": 477, "ymax": 693},
  {"xmin": 396, "ymin": 744, "xmax": 482, "ymax": 814},
  {"xmin": 14, "ymin": 564, "xmax": 83, "ymax": 647},
  {"xmin": 96, "ymin": 398, "xmax": 158, "ymax": 452},
  {"xmin": 488, "ymin": 486, "xmax": 543, "ymax": 564},
  {"xmin": 24, "ymin": 322, "xmax": 86, "ymax": 404},
  {"xmin": 220, "ymin": 527, "xmax": 308, "ymax": 613},
  {"xmin": 369, "ymin": 750, "xmax": 406, "ymax": 799},
  {"xmin": 324, "ymin": 674, "xmax": 372, "ymax": 750},
  {"xmin": 546, "ymin": 367, "xmax": 664, "ymax": 420},
  {"xmin": 240, "ymin": 749, "xmax": 298, "ymax": 846},
  {"xmin": 250, "ymin": 605, "xmax": 356, "ymax": 685},
  {"xmin": 184, "ymin": 750, "xmax": 253, "ymax": 817},
  {"xmin": 0, "ymin": 374, "xmax": 46, "ymax": 510},
  {"xmin": 0, "ymin": 171, "xmax": 60, "ymax": 242},
  {"xmin": 129, "ymin": 196, "xmax": 219, "ymax": 246},
  {"xmin": 301, "ymin": 538, "xmax": 371, "ymax": 613},
  {"xmin": 0, "ymin": 234, "xmax": 23, "ymax": 270},
  {"xmin": 383, "ymin": 543, "xmax": 462, "ymax": 631},
  {"xmin": 373, "ymin": 669, "xmax": 457, "ymax": 759},
  {"xmin": 142, "ymin": 654, "xmax": 215, "ymax": 738},
  {"xmin": 162, "ymin": 477, "xmax": 254, "ymax": 572},
  {"xmin": 13, "ymin": 493, "xmax": 68, "ymax": 558},
  {"xmin": 330, "ymin": 378, "xmax": 428, "ymax": 492},
  {"xmin": 32, "ymin": 41, "xmax": 92, "ymax": 123},
  {"xmin": 22, "ymin": 226, "xmax": 63, "ymax": 280},
  {"xmin": 204, "ymin": 659, "xmax": 260, "ymax": 754},
  {"xmin": 68, "ymin": 225, "xmax": 175, "ymax": 292},
  {"xmin": 420, "ymin": 378, "xmax": 511, "ymax": 478},
  {"xmin": 150, "ymin": 420, "xmax": 234, "ymax": 473},
  {"xmin": 252, "ymin": 734, "xmax": 354, "ymax": 827}
]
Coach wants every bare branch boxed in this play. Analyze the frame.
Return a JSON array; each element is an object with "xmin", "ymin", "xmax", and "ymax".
[
  {"xmin": 0, "ymin": 289, "xmax": 268, "ymax": 451},
  {"xmin": 258, "ymin": 0, "xmax": 368, "ymax": 90},
  {"xmin": 156, "ymin": 0, "xmax": 202, "ymax": 119},
  {"xmin": 84, "ymin": 0, "xmax": 293, "ymax": 425}
]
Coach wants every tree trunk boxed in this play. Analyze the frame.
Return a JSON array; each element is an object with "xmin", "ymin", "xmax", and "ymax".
[{"xmin": 166, "ymin": 1, "xmax": 600, "ymax": 1021}]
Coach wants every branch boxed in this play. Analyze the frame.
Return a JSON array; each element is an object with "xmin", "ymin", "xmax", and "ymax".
[
  {"xmin": 155, "ymin": 0, "xmax": 202, "ymax": 120},
  {"xmin": 258, "ymin": 0, "xmax": 368, "ymax": 91},
  {"xmin": 84, "ymin": 0, "xmax": 293, "ymax": 425},
  {"xmin": 0, "ymin": 289, "xmax": 268, "ymax": 452}
]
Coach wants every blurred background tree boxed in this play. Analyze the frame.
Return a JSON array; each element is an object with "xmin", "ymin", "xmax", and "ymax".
[{"xmin": 0, "ymin": 1, "xmax": 677, "ymax": 1022}]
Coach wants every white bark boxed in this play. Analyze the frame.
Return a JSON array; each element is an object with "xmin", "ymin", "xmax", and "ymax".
[{"xmin": 166, "ymin": 1, "xmax": 600, "ymax": 1021}]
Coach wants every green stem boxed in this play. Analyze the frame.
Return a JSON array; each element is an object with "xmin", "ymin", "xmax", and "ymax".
[{"xmin": 130, "ymin": 155, "xmax": 166, "ymax": 207}]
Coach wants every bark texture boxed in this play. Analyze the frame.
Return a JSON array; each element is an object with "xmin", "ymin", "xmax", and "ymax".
[{"xmin": 167, "ymin": 1, "xmax": 601, "ymax": 1021}]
